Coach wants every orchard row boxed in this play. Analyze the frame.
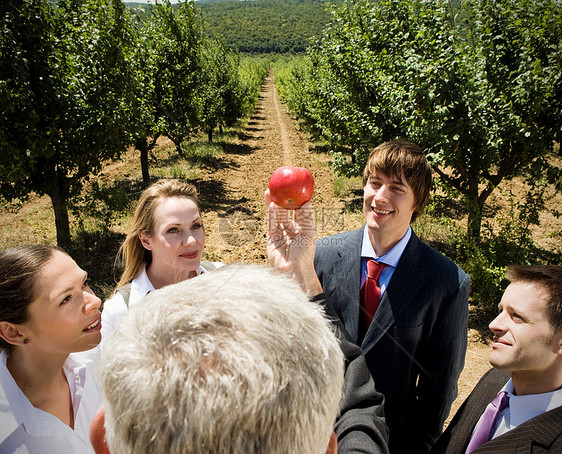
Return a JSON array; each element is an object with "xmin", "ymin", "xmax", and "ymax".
[{"xmin": 0, "ymin": 0, "xmax": 268, "ymax": 246}]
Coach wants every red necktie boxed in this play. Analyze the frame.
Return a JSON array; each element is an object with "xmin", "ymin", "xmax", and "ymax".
[{"xmin": 360, "ymin": 259, "xmax": 387, "ymax": 339}]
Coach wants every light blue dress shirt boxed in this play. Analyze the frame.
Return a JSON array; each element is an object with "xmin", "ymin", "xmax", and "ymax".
[{"xmin": 360, "ymin": 225, "xmax": 412, "ymax": 296}]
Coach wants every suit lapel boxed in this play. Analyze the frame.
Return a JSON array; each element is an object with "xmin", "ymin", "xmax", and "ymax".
[
  {"xmin": 448, "ymin": 369, "xmax": 508, "ymax": 453},
  {"xmin": 327, "ymin": 229, "xmax": 363, "ymax": 343},
  {"xmin": 474, "ymin": 405, "xmax": 562, "ymax": 453},
  {"xmin": 361, "ymin": 233, "xmax": 425, "ymax": 353}
]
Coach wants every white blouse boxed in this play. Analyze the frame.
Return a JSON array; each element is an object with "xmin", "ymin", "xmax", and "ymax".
[{"xmin": 0, "ymin": 350, "xmax": 103, "ymax": 453}]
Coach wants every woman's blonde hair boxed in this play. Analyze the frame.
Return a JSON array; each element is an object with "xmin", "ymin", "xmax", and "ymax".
[{"xmin": 116, "ymin": 179, "xmax": 201, "ymax": 288}]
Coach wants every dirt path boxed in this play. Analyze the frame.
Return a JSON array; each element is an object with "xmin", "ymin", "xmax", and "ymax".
[{"xmin": 198, "ymin": 70, "xmax": 349, "ymax": 265}]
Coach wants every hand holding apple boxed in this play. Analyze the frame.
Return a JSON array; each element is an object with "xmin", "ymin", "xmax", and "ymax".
[
  {"xmin": 268, "ymin": 166, "xmax": 314, "ymax": 210},
  {"xmin": 265, "ymin": 180, "xmax": 323, "ymax": 297}
]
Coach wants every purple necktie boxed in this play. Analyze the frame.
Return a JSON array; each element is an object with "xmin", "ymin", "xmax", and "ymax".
[{"xmin": 465, "ymin": 391, "xmax": 510, "ymax": 453}]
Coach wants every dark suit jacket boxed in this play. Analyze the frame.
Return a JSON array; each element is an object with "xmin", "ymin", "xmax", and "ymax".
[
  {"xmin": 318, "ymin": 295, "xmax": 389, "ymax": 454},
  {"xmin": 432, "ymin": 368, "xmax": 562, "ymax": 453},
  {"xmin": 315, "ymin": 228, "xmax": 470, "ymax": 453}
]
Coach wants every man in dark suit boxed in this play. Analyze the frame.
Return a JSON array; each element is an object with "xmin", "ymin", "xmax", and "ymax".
[
  {"xmin": 314, "ymin": 140, "xmax": 470, "ymax": 453},
  {"xmin": 432, "ymin": 265, "xmax": 562, "ymax": 454}
]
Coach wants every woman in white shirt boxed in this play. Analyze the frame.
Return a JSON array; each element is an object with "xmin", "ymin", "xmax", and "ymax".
[
  {"xmin": 101, "ymin": 179, "xmax": 222, "ymax": 346},
  {"xmin": 0, "ymin": 245, "xmax": 103, "ymax": 453}
]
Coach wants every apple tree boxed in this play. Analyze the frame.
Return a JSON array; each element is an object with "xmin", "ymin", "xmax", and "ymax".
[
  {"xmin": 198, "ymin": 37, "xmax": 244, "ymax": 143},
  {"xmin": 0, "ymin": 0, "xmax": 133, "ymax": 247},
  {"xmin": 150, "ymin": 0, "xmax": 201, "ymax": 157},
  {"xmin": 126, "ymin": 8, "xmax": 162, "ymax": 183},
  {"xmin": 289, "ymin": 0, "xmax": 562, "ymax": 240}
]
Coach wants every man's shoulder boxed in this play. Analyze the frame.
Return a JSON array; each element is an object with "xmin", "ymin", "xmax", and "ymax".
[
  {"xmin": 478, "ymin": 384, "xmax": 562, "ymax": 452},
  {"xmin": 319, "ymin": 228, "xmax": 362, "ymax": 241},
  {"xmin": 410, "ymin": 233, "xmax": 452, "ymax": 262},
  {"xmin": 473, "ymin": 368, "xmax": 510, "ymax": 390},
  {"xmin": 409, "ymin": 232, "xmax": 469, "ymax": 280},
  {"xmin": 316, "ymin": 228, "xmax": 363, "ymax": 251}
]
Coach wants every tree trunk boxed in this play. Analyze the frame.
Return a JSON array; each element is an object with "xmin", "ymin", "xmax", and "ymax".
[
  {"xmin": 466, "ymin": 180, "xmax": 483, "ymax": 242},
  {"xmin": 208, "ymin": 127, "xmax": 213, "ymax": 143},
  {"xmin": 47, "ymin": 178, "xmax": 71, "ymax": 248},
  {"xmin": 467, "ymin": 200, "xmax": 483, "ymax": 242},
  {"xmin": 175, "ymin": 141, "xmax": 184, "ymax": 157},
  {"xmin": 165, "ymin": 132, "xmax": 185, "ymax": 157},
  {"xmin": 136, "ymin": 138, "xmax": 150, "ymax": 183}
]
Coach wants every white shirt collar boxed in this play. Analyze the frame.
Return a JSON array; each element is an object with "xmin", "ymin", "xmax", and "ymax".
[
  {"xmin": 128, "ymin": 264, "xmax": 214, "ymax": 310},
  {"xmin": 494, "ymin": 378, "xmax": 562, "ymax": 435},
  {"xmin": 140, "ymin": 264, "xmax": 209, "ymax": 288},
  {"xmin": 361, "ymin": 225, "xmax": 412, "ymax": 267},
  {"xmin": 127, "ymin": 268, "xmax": 156, "ymax": 309},
  {"xmin": 0, "ymin": 350, "xmax": 29, "ymax": 436},
  {"xmin": 136, "ymin": 267, "xmax": 156, "ymax": 292}
]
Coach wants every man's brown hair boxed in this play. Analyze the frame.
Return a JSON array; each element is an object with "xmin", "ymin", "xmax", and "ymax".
[{"xmin": 506, "ymin": 265, "xmax": 562, "ymax": 332}]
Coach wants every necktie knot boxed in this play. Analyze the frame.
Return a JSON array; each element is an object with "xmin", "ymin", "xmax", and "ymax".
[
  {"xmin": 492, "ymin": 391, "xmax": 509, "ymax": 412},
  {"xmin": 367, "ymin": 260, "xmax": 386, "ymax": 281}
]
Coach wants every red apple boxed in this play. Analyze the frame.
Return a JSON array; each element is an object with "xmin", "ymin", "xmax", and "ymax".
[{"xmin": 268, "ymin": 166, "xmax": 314, "ymax": 210}]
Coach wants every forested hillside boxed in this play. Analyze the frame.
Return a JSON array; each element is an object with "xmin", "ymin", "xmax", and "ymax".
[{"xmin": 196, "ymin": 0, "xmax": 342, "ymax": 53}]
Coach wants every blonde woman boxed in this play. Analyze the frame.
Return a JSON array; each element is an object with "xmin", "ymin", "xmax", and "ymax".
[{"xmin": 101, "ymin": 180, "xmax": 222, "ymax": 346}]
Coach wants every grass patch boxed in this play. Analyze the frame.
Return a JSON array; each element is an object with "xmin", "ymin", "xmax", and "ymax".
[{"xmin": 333, "ymin": 175, "xmax": 362, "ymax": 198}]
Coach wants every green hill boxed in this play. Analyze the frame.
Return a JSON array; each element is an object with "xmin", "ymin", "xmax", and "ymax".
[{"xmin": 196, "ymin": 0, "xmax": 342, "ymax": 54}]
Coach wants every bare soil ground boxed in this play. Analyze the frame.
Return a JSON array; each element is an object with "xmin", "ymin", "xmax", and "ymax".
[
  {"xmin": 198, "ymin": 72, "xmax": 362, "ymax": 265},
  {"xmin": 2, "ymin": 71, "xmax": 558, "ymax": 425}
]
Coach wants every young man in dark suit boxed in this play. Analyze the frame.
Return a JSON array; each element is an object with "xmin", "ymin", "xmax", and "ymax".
[
  {"xmin": 314, "ymin": 140, "xmax": 471, "ymax": 453},
  {"xmin": 432, "ymin": 265, "xmax": 562, "ymax": 454}
]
